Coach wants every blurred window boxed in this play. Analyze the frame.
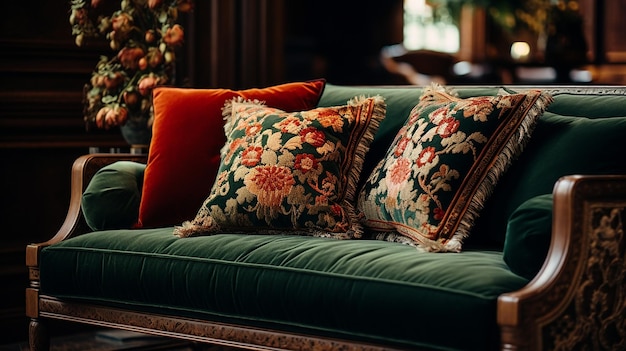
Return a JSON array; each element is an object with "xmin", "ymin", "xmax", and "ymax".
[{"xmin": 403, "ymin": 0, "xmax": 459, "ymax": 53}]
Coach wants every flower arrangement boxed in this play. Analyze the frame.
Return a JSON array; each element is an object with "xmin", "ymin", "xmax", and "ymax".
[{"xmin": 70, "ymin": 0, "xmax": 192, "ymax": 133}]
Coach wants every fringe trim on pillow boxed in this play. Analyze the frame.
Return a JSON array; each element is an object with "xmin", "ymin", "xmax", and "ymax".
[
  {"xmin": 173, "ymin": 221, "xmax": 204, "ymax": 238},
  {"xmin": 447, "ymin": 90, "xmax": 554, "ymax": 252},
  {"xmin": 173, "ymin": 206, "xmax": 219, "ymax": 237},
  {"xmin": 363, "ymin": 231, "xmax": 429, "ymax": 251},
  {"xmin": 425, "ymin": 82, "xmax": 459, "ymax": 97},
  {"xmin": 222, "ymin": 97, "xmax": 266, "ymax": 136},
  {"xmin": 343, "ymin": 95, "xmax": 386, "ymax": 239}
]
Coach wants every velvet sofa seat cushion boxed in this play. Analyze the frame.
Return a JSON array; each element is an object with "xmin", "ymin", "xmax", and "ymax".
[{"xmin": 40, "ymin": 228, "xmax": 527, "ymax": 351}]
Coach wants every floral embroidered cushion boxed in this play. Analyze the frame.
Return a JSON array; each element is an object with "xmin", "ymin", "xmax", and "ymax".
[
  {"xmin": 174, "ymin": 96, "xmax": 386, "ymax": 238},
  {"xmin": 357, "ymin": 85, "xmax": 552, "ymax": 252},
  {"xmin": 138, "ymin": 80, "xmax": 326, "ymax": 228}
]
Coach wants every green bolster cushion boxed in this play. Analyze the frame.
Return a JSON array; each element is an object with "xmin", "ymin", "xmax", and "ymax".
[
  {"xmin": 473, "ymin": 95, "xmax": 626, "ymax": 246},
  {"xmin": 503, "ymin": 194, "xmax": 553, "ymax": 280},
  {"xmin": 82, "ymin": 161, "xmax": 146, "ymax": 231}
]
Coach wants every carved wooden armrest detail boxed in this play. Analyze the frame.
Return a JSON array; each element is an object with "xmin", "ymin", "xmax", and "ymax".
[{"xmin": 498, "ymin": 175, "xmax": 626, "ymax": 351}]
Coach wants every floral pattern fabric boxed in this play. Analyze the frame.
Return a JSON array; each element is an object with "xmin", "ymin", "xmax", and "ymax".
[
  {"xmin": 175, "ymin": 96, "xmax": 386, "ymax": 239},
  {"xmin": 358, "ymin": 85, "xmax": 552, "ymax": 252}
]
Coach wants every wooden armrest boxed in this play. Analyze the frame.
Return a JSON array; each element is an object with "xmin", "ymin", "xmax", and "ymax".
[
  {"xmin": 26, "ymin": 154, "xmax": 147, "ymax": 268},
  {"xmin": 498, "ymin": 174, "xmax": 626, "ymax": 350}
]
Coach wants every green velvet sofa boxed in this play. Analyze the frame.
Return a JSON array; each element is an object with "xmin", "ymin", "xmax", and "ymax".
[{"xmin": 26, "ymin": 84, "xmax": 626, "ymax": 351}]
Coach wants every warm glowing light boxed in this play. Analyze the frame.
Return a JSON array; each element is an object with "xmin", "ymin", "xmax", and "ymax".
[{"xmin": 510, "ymin": 42, "xmax": 531, "ymax": 61}]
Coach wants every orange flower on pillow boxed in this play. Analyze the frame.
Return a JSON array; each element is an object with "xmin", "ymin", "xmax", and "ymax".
[
  {"xmin": 300, "ymin": 127, "xmax": 326, "ymax": 147},
  {"xmin": 295, "ymin": 154, "xmax": 319, "ymax": 174},
  {"xmin": 315, "ymin": 109, "xmax": 345, "ymax": 132},
  {"xmin": 244, "ymin": 166, "xmax": 296, "ymax": 208},
  {"xmin": 241, "ymin": 146, "xmax": 263, "ymax": 167}
]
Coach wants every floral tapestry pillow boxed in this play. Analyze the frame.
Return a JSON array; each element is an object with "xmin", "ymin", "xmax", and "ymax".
[
  {"xmin": 174, "ymin": 95, "xmax": 386, "ymax": 239},
  {"xmin": 358, "ymin": 85, "xmax": 552, "ymax": 252}
]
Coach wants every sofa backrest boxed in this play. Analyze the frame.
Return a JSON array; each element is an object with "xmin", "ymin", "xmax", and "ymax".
[
  {"xmin": 318, "ymin": 85, "xmax": 626, "ymax": 247},
  {"xmin": 83, "ymin": 84, "xmax": 626, "ymax": 251}
]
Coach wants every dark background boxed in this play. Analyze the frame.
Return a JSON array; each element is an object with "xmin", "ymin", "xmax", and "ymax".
[{"xmin": 2, "ymin": 0, "xmax": 626, "ymax": 344}]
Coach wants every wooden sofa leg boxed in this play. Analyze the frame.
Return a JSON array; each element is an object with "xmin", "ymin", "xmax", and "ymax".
[{"xmin": 29, "ymin": 318, "xmax": 50, "ymax": 351}]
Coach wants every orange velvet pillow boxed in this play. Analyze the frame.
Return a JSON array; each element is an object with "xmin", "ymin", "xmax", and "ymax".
[{"xmin": 138, "ymin": 80, "xmax": 326, "ymax": 227}]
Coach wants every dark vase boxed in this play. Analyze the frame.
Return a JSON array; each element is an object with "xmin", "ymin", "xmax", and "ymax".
[{"xmin": 120, "ymin": 118, "xmax": 151, "ymax": 154}]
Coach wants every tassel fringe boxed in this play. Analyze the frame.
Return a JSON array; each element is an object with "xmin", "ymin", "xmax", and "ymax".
[
  {"xmin": 448, "ymin": 90, "xmax": 554, "ymax": 251},
  {"xmin": 344, "ymin": 95, "xmax": 386, "ymax": 239}
]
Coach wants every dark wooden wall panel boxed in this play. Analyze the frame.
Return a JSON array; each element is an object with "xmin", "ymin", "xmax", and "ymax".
[
  {"xmin": 0, "ymin": 2, "xmax": 144, "ymax": 344},
  {"xmin": 0, "ymin": 38, "xmax": 127, "ymax": 148},
  {"xmin": 603, "ymin": 0, "xmax": 626, "ymax": 62},
  {"xmin": 0, "ymin": 0, "xmax": 288, "ymax": 344}
]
